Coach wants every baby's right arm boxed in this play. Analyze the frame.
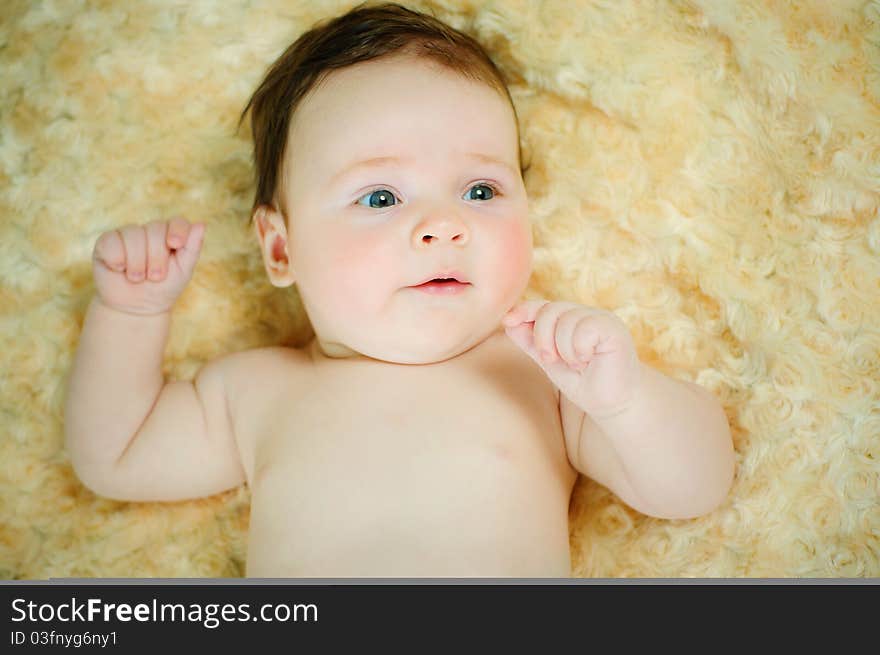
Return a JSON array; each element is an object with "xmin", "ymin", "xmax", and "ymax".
[{"xmin": 64, "ymin": 219, "xmax": 245, "ymax": 502}]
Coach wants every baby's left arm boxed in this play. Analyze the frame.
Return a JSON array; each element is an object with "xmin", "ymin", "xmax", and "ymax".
[{"xmin": 502, "ymin": 300, "xmax": 735, "ymax": 520}]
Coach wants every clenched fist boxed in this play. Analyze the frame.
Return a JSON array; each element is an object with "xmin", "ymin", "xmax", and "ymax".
[{"xmin": 91, "ymin": 217, "xmax": 206, "ymax": 316}]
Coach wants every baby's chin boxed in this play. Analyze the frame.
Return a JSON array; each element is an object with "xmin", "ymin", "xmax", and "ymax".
[
  {"xmin": 337, "ymin": 322, "xmax": 500, "ymax": 365},
  {"xmin": 374, "ymin": 343, "xmax": 474, "ymax": 365}
]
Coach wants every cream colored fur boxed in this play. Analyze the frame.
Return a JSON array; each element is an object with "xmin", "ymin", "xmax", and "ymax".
[{"xmin": 1, "ymin": 0, "xmax": 877, "ymax": 577}]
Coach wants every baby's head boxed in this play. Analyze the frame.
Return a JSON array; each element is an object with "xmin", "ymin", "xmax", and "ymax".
[{"xmin": 241, "ymin": 2, "xmax": 532, "ymax": 364}]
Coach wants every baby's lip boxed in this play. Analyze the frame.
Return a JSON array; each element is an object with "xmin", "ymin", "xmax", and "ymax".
[{"xmin": 409, "ymin": 270, "xmax": 471, "ymax": 286}]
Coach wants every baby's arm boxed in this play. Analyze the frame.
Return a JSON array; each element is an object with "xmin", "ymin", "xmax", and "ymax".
[
  {"xmin": 563, "ymin": 370, "xmax": 735, "ymax": 519},
  {"xmin": 505, "ymin": 300, "xmax": 734, "ymax": 520},
  {"xmin": 64, "ymin": 219, "xmax": 245, "ymax": 502}
]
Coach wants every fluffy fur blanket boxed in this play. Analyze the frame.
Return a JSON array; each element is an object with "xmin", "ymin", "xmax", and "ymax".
[{"xmin": 2, "ymin": 0, "xmax": 877, "ymax": 578}]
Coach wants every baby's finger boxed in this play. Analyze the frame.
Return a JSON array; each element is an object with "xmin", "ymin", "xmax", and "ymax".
[
  {"xmin": 503, "ymin": 320, "xmax": 536, "ymax": 357},
  {"xmin": 93, "ymin": 230, "xmax": 126, "ymax": 272},
  {"xmin": 571, "ymin": 316, "xmax": 604, "ymax": 362},
  {"xmin": 531, "ymin": 302, "xmax": 580, "ymax": 362},
  {"xmin": 118, "ymin": 224, "xmax": 147, "ymax": 282},
  {"xmin": 145, "ymin": 221, "xmax": 170, "ymax": 281},
  {"xmin": 172, "ymin": 221, "xmax": 206, "ymax": 275},
  {"xmin": 554, "ymin": 309, "xmax": 592, "ymax": 369},
  {"xmin": 166, "ymin": 216, "xmax": 190, "ymax": 250},
  {"xmin": 502, "ymin": 299, "xmax": 551, "ymax": 327}
]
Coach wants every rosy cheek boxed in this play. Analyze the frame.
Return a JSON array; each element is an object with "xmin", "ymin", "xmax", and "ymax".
[
  {"xmin": 491, "ymin": 220, "xmax": 533, "ymax": 291},
  {"xmin": 319, "ymin": 230, "xmax": 395, "ymax": 303}
]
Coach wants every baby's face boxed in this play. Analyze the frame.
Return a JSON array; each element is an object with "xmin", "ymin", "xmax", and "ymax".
[{"xmin": 274, "ymin": 55, "xmax": 531, "ymax": 363}]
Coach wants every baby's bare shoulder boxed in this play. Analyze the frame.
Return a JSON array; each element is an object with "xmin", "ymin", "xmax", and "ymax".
[
  {"xmin": 214, "ymin": 345, "xmax": 310, "ymax": 387},
  {"xmin": 222, "ymin": 344, "xmax": 306, "ymax": 367}
]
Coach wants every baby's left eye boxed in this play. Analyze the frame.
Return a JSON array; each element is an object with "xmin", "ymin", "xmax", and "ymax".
[
  {"xmin": 464, "ymin": 183, "xmax": 497, "ymax": 201},
  {"xmin": 357, "ymin": 189, "xmax": 397, "ymax": 209}
]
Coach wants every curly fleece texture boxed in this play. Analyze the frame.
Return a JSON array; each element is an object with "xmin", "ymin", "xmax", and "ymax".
[{"xmin": 1, "ymin": 0, "xmax": 878, "ymax": 578}]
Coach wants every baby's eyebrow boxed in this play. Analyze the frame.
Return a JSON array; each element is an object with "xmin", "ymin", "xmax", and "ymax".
[{"xmin": 330, "ymin": 152, "xmax": 517, "ymax": 185}]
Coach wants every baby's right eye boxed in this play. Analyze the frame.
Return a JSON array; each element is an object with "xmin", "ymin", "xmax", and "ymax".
[{"xmin": 356, "ymin": 188, "xmax": 398, "ymax": 209}]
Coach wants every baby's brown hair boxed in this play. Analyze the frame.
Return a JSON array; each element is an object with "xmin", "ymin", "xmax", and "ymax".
[{"xmin": 238, "ymin": 1, "xmax": 524, "ymax": 221}]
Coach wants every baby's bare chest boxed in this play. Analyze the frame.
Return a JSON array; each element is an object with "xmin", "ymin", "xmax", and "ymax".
[
  {"xmin": 253, "ymin": 344, "xmax": 571, "ymax": 480},
  {"xmin": 233, "ymin": 337, "xmax": 578, "ymax": 576}
]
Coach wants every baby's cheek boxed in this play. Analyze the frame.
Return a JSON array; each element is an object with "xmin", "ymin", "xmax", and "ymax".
[
  {"xmin": 326, "ymin": 232, "xmax": 397, "ymax": 301},
  {"xmin": 492, "ymin": 220, "xmax": 533, "ymax": 292}
]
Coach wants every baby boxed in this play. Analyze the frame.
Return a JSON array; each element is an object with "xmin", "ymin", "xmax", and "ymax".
[{"xmin": 64, "ymin": 2, "xmax": 735, "ymax": 577}]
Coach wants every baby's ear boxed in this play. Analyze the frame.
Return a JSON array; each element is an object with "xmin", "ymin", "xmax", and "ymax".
[{"xmin": 253, "ymin": 205, "xmax": 296, "ymax": 288}]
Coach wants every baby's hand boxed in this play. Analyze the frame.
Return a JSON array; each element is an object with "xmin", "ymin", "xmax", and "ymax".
[
  {"xmin": 91, "ymin": 218, "xmax": 206, "ymax": 316},
  {"xmin": 502, "ymin": 300, "xmax": 643, "ymax": 419}
]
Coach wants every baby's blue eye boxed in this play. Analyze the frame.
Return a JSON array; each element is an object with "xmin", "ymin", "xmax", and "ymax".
[
  {"xmin": 465, "ymin": 184, "xmax": 496, "ymax": 201},
  {"xmin": 358, "ymin": 189, "xmax": 397, "ymax": 209}
]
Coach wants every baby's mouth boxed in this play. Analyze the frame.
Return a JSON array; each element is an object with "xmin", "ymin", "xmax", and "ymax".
[
  {"xmin": 409, "ymin": 270, "xmax": 470, "ymax": 286},
  {"xmin": 409, "ymin": 278, "xmax": 472, "ymax": 295},
  {"xmin": 412, "ymin": 277, "xmax": 469, "ymax": 286}
]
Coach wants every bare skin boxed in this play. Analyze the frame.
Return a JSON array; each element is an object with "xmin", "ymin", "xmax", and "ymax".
[{"xmin": 237, "ymin": 332, "xmax": 577, "ymax": 578}]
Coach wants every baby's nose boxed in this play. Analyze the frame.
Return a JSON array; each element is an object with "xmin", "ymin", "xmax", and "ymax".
[{"xmin": 413, "ymin": 216, "xmax": 470, "ymax": 247}]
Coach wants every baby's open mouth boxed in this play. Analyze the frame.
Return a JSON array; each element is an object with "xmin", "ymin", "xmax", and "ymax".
[
  {"xmin": 409, "ymin": 277, "xmax": 472, "ymax": 295},
  {"xmin": 415, "ymin": 278, "xmax": 469, "ymax": 286},
  {"xmin": 409, "ymin": 269, "xmax": 470, "ymax": 285}
]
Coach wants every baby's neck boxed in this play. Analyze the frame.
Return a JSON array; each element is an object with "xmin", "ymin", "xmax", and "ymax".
[{"xmin": 307, "ymin": 336, "xmax": 364, "ymax": 361}]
